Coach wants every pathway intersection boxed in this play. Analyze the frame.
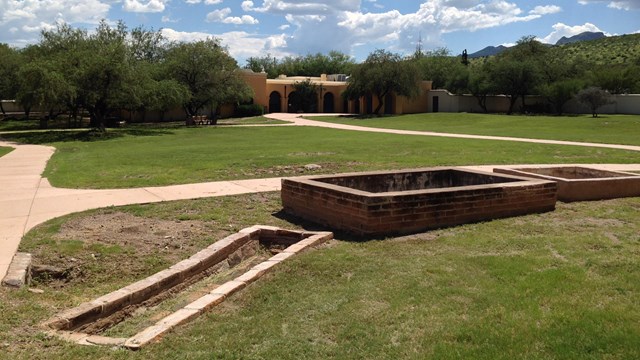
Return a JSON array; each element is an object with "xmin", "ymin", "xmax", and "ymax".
[{"xmin": 1, "ymin": 113, "xmax": 639, "ymax": 279}]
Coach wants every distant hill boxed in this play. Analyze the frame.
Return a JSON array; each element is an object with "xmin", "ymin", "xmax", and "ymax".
[
  {"xmin": 555, "ymin": 31, "xmax": 606, "ymax": 46},
  {"xmin": 467, "ymin": 33, "xmax": 640, "ymax": 66},
  {"xmin": 551, "ymin": 33, "xmax": 640, "ymax": 66},
  {"xmin": 468, "ymin": 45, "xmax": 508, "ymax": 58}
]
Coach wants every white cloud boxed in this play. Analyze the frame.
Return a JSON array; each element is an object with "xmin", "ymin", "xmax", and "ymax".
[
  {"xmin": 332, "ymin": 0, "xmax": 550, "ymax": 53},
  {"xmin": 242, "ymin": 0, "xmax": 361, "ymax": 14},
  {"xmin": 0, "ymin": 0, "xmax": 111, "ymax": 46},
  {"xmin": 160, "ymin": 28, "xmax": 290, "ymax": 62},
  {"xmin": 161, "ymin": 15, "xmax": 179, "ymax": 23},
  {"xmin": 530, "ymin": 5, "xmax": 562, "ymax": 15},
  {"xmin": 578, "ymin": 0, "xmax": 640, "ymax": 10},
  {"xmin": 539, "ymin": 22, "xmax": 608, "ymax": 44},
  {"xmin": 123, "ymin": 0, "xmax": 167, "ymax": 13},
  {"xmin": 206, "ymin": 7, "xmax": 259, "ymax": 24},
  {"xmin": 161, "ymin": 28, "xmax": 215, "ymax": 42},
  {"xmin": 186, "ymin": 0, "xmax": 223, "ymax": 4}
]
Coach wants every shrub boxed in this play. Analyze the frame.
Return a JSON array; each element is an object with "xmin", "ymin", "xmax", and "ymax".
[{"xmin": 235, "ymin": 104, "xmax": 264, "ymax": 117}]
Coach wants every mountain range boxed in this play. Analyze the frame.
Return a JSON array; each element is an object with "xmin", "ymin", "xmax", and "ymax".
[{"xmin": 467, "ymin": 31, "xmax": 607, "ymax": 58}]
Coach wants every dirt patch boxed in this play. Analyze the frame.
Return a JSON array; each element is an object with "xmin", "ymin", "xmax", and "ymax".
[
  {"xmin": 237, "ymin": 161, "xmax": 367, "ymax": 178},
  {"xmin": 54, "ymin": 212, "xmax": 215, "ymax": 258},
  {"xmin": 32, "ymin": 212, "xmax": 226, "ymax": 288}
]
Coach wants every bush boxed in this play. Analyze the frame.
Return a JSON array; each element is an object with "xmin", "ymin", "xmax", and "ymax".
[
  {"xmin": 235, "ymin": 104, "xmax": 264, "ymax": 117},
  {"xmin": 576, "ymin": 87, "xmax": 614, "ymax": 118}
]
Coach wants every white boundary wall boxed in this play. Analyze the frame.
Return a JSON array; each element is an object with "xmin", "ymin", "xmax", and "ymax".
[{"xmin": 427, "ymin": 90, "xmax": 640, "ymax": 115}]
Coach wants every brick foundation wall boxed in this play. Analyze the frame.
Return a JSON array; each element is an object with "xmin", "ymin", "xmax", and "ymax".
[
  {"xmin": 496, "ymin": 167, "xmax": 640, "ymax": 202},
  {"xmin": 282, "ymin": 175, "xmax": 557, "ymax": 237}
]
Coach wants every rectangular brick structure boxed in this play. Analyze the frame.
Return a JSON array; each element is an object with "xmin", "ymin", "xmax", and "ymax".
[
  {"xmin": 495, "ymin": 166, "xmax": 640, "ymax": 202},
  {"xmin": 43, "ymin": 226, "xmax": 333, "ymax": 349},
  {"xmin": 281, "ymin": 167, "xmax": 557, "ymax": 237}
]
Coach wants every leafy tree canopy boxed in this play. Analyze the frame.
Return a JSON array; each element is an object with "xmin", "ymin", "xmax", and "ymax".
[{"xmin": 344, "ymin": 49, "xmax": 421, "ymax": 115}]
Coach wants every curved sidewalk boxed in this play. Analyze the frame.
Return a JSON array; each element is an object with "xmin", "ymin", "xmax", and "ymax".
[
  {"xmin": 266, "ymin": 113, "xmax": 640, "ymax": 154},
  {"xmin": 2, "ymin": 114, "xmax": 640, "ymax": 279},
  {"xmin": 0, "ymin": 140, "xmax": 280, "ymax": 280}
]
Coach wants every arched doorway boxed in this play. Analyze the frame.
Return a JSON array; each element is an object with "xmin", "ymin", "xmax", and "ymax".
[
  {"xmin": 288, "ymin": 91, "xmax": 300, "ymax": 113},
  {"xmin": 269, "ymin": 91, "xmax": 282, "ymax": 113},
  {"xmin": 288, "ymin": 91, "xmax": 318, "ymax": 113},
  {"xmin": 323, "ymin": 92, "xmax": 335, "ymax": 113}
]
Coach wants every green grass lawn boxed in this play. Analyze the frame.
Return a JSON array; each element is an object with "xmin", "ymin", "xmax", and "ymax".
[
  {"xmin": 0, "ymin": 146, "xmax": 12, "ymax": 157},
  {"xmin": 2, "ymin": 193, "xmax": 638, "ymax": 359},
  {"xmin": 2, "ymin": 125, "xmax": 640, "ymax": 189},
  {"xmin": 312, "ymin": 113, "xmax": 640, "ymax": 146},
  {"xmin": 216, "ymin": 116, "xmax": 288, "ymax": 125},
  {"xmin": 0, "ymin": 116, "xmax": 283, "ymax": 132}
]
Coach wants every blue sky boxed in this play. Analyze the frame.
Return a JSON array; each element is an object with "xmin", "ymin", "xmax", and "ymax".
[{"xmin": 1, "ymin": 0, "xmax": 638, "ymax": 64}]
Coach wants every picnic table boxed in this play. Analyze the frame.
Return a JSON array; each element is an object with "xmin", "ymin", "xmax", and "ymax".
[{"xmin": 187, "ymin": 115, "xmax": 212, "ymax": 126}]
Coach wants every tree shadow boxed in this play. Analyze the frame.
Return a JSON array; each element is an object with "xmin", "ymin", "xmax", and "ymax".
[{"xmin": 0, "ymin": 128, "xmax": 176, "ymax": 145}]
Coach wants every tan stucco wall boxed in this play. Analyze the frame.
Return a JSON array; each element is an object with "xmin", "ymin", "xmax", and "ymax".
[
  {"xmin": 258, "ymin": 76, "xmax": 432, "ymax": 115},
  {"xmin": 397, "ymin": 81, "xmax": 432, "ymax": 114},
  {"xmin": 239, "ymin": 71, "xmax": 268, "ymax": 111}
]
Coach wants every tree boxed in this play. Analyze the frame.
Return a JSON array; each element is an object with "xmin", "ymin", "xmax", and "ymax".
[
  {"xmin": 416, "ymin": 48, "xmax": 458, "ymax": 89},
  {"xmin": 35, "ymin": 23, "xmax": 87, "ymax": 126},
  {"xmin": 344, "ymin": 50, "xmax": 421, "ymax": 115},
  {"xmin": 165, "ymin": 39, "xmax": 252, "ymax": 122},
  {"xmin": 77, "ymin": 21, "xmax": 132, "ymax": 131},
  {"xmin": 244, "ymin": 54, "xmax": 279, "ymax": 78},
  {"xmin": 16, "ymin": 60, "xmax": 75, "ymax": 128},
  {"xmin": 536, "ymin": 53, "xmax": 584, "ymax": 115},
  {"xmin": 245, "ymin": 51, "xmax": 355, "ymax": 78},
  {"xmin": 576, "ymin": 87, "xmax": 613, "ymax": 117},
  {"xmin": 590, "ymin": 65, "xmax": 640, "ymax": 94},
  {"xmin": 145, "ymin": 80, "xmax": 190, "ymax": 121},
  {"xmin": 290, "ymin": 79, "xmax": 320, "ymax": 113},
  {"xmin": 467, "ymin": 63, "xmax": 494, "ymax": 113},
  {"xmin": 490, "ymin": 36, "xmax": 546, "ymax": 114},
  {"xmin": 0, "ymin": 44, "xmax": 22, "ymax": 116},
  {"xmin": 128, "ymin": 26, "xmax": 166, "ymax": 63},
  {"xmin": 538, "ymin": 79, "xmax": 582, "ymax": 115}
]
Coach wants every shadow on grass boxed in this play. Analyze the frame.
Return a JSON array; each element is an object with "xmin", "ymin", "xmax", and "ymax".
[{"xmin": 0, "ymin": 128, "xmax": 175, "ymax": 144}]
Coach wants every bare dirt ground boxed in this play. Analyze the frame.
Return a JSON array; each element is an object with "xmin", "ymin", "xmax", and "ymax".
[{"xmin": 30, "ymin": 212, "xmax": 226, "ymax": 289}]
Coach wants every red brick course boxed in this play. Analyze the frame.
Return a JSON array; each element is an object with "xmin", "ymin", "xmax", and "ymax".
[{"xmin": 282, "ymin": 168, "xmax": 557, "ymax": 237}]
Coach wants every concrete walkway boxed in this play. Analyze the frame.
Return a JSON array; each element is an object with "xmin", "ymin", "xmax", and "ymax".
[
  {"xmin": 2, "ymin": 113, "xmax": 640, "ymax": 280},
  {"xmin": 266, "ymin": 113, "xmax": 640, "ymax": 154},
  {"xmin": 0, "ymin": 139, "xmax": 280, "ymax": 280}
]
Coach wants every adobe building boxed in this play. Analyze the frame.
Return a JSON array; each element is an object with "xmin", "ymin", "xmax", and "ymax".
[{"xmin": 240, "ymin": 70, "xmax": 432, "ymax": 115}]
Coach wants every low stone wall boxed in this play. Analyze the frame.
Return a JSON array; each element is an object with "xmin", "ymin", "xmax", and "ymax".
[
  {"xmin": 427, "ymin": 90, "xmax": 640, "ymax": 115},
  {"xmin": 282, "ymin": 168, "xmax": 557, "ymax": 237},
  {"xmin": 495, "ymin": 166, "xmax": 640, "ymax": 202},
  {"xmin": 42, "ymin": 226, "xmax": 333, "ymax": 349}
]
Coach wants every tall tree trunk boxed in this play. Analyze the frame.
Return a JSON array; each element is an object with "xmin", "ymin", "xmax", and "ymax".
[
  {"xmin": 507, "ymin": 95, "xmax": 518, "ymax": 115},
  {"xmin": 374, "ymin": 94, "xmax": 384, "ymax": 115},
  {"xmin": 23, "ymin": 105, "xmax": 31, "ymax": 119},
  {"xmin": 475, "ymin": 95, "xmax": 488, "ymax": 113}
]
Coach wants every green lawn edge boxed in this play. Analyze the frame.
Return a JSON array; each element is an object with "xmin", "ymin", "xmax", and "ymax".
[
  {"xmin": 2, "ymin": 125, "xmax": 639, "ymax": 189},
  {"xmin": 0, "ymin": 146, "xmax": 13, "ymax": 158},
  {"xmin": 310, "ymin": 113, "xmax": 640, "ymax": 146}
]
